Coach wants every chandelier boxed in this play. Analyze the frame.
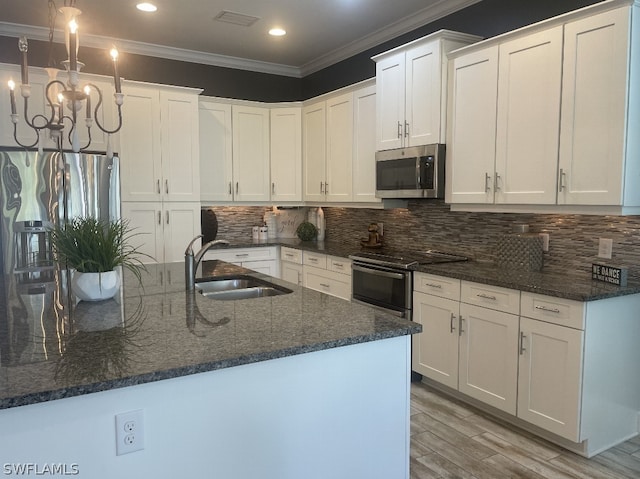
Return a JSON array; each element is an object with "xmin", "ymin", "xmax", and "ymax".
[{"xmin": 6, "ymin": 0, "xmax": 123, "ymax": 156}]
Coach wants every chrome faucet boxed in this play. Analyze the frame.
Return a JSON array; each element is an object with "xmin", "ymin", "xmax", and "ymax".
[{"xmin": 185, "ymin": 234, "xmax": 230, "ymax": 291}]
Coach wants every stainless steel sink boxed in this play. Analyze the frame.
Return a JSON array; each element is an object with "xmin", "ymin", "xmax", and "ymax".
[{"xmin": 195, "ymin": 275, "xmax": 292, "ymax": 301}]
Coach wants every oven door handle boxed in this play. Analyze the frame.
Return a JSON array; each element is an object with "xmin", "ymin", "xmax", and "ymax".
[{"xmin": 352, "ymin": 264, "xmax": 406, "ymax": 280}]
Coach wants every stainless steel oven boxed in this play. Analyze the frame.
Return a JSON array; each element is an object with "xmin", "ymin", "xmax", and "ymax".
[
  {"xmin": 350, "ymin": 251, "xmax": 468, "ymax": 320},
  {"xmin": 351, "ymin": 260, "xmax": 413, "ymax": 318}
]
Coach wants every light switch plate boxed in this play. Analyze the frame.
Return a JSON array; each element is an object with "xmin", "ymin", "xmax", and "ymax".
[{"xmin": 598, "ymin": 238, "xmax": 613, "ymax": 259}]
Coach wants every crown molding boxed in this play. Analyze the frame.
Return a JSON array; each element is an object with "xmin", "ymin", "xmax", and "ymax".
[
  {"xmin": 1, "ymin": 0, "xmax": 481, "ymax": 79},
  {"xmin": 0, "ymin": 22, "xmax": 302, "ymax": 78}
]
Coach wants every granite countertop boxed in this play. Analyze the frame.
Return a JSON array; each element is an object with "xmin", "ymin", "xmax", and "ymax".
[
  {"xmin": 0, "ymin": 261, "xmax": 420, "ymax": 410},
  {"xmin": 222, "ymin": 239, "xmax": 640, "ymax": 302}
]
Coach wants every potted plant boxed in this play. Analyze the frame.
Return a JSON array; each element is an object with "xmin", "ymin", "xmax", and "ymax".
[{"xmin": 49, "ymin": 217, "xmax": 151, "ymax": 301}]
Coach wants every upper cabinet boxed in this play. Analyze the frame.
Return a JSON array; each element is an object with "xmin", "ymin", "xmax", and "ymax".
[
  {"xmin": 120, "ymin": 82, "xmax": 201, "ymax": 202},
  {"xmin": 232, "ymin": 105, "xmax": 270, "ymax": 202},
  {"xmin": 373, "ymin": 30, "xmax": 481, "ymax": 151},
  {"xmin": 447, "ymin": 0, "xmax": 640, "ymax": 214},
  {"xmin": 270, "ymin": 107, "xmax": 302, "ymax": 202},
  {"xmin": 352, "ymin": 84, "xmax": 379, "ymax": 203},
  {"xmin": 199, "ymin": 101, "xmax": 233, "ymax": 202}
]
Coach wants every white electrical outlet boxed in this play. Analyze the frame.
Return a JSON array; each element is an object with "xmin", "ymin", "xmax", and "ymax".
[
  {"xmin": 115, "ymin": 409, "xmax": 144, "ymax": 455},
  {"xmin": 540, "ymin": 233, "xmax": 550, "ymax": 252},
  {"xmin": 598, "ymin": 238, "xmax": 613, "ymax": 259}
]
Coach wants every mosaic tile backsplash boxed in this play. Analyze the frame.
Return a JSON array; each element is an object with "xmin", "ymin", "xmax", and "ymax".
[{"xmin": 205, "ymin": 201, "xmax": 640, "ymax": 282}]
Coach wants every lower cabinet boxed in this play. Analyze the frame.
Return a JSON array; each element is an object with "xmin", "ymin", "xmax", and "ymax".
[
  {"xmin": 203, "ymin": 246, "xmax": 280, "ymax": 277},
  {"xmin": 302, "ymin": 251, "xmax": 351, "ymax": 300},
  {"xmin": 121, "ymin": 202, "xmax": 201, "ymax": 264},
  {"xmin": 412, "ymin": 271, "xmax": 640, "ymax": 456},
  {"xmin": 280, "ymin": 247, "xmax": 303, "ymax": 285}
]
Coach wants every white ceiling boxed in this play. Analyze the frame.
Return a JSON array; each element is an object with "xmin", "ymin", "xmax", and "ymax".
[{"xmin": 0, "ymin": 0, "xmax": 481, "ymax": 77}]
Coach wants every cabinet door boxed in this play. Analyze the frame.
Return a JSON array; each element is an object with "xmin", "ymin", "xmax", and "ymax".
[
  {"xmin": 270, "ymin": 107, "xmax": 302, "ymax": 202},
  {"xmin": 303, "ymin": 266, "xmax": 351, "ymax": 300},
  {"xmin": 162, "ymin": 202, "xmax": 201, "ymax": 263},
  {"xmin": 302, "ymin": 101, "xmax": 326, "ymax": 201},
  {"xmin": 120, "ymin": 202, "xmax": 163, "ymax": 264},
  {"xmin": 412, "ymin": 292, "xmax": 459, "ymax": 389},
  {"xmin": 160, "ymin": 90, "xmax": 200, "ymax": 202},
  {"xmin": 325, "ymin": 93, "xmax": 353, "ymax": 202},
  {"xmin": 458, "ymin": 303, "xmax": 519, "ymax": 414},
  {"xmin": 120, "ymin": 84, "xmax": 162, "ymax": 202},
  {"xmin": 518, "ymin": 317, "xmax": 584, "ymax": 441},
  {"xmin": 495, "ymin": 27, "xmax": 562, "ymax": 205},
  {"xmin": 375, "ymin": 51, "xmax": 406, "ymax": 150},
  {"xmin": 281, "ymin": 261, "xmax": 303, "ymax": 285},
  {"xmin": 232, "ymin": 105, "xmax": 270, "ymax": 202},
  {"xmin": 352, "ymin": 85, "xmax": 379, "ymax": 203},
  {"xmin": 447, "ymin": 46, "xmax": 499, "ymax": 204},
  {"xmin": 558, "ymin": 7, "xmax": 629, "ymax": 205},
  {"xmin": 199, "ymin": 101, "xmax": 233, "ymax": 201},
  {"xmin": 405, "ymin": 41, "xmax": 442, "ymax": 147}
]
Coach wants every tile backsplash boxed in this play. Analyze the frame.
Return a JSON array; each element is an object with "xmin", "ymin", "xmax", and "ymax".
[{"xmin": 206, "ymin": 202, "xmax": 640, "ymax": 281}]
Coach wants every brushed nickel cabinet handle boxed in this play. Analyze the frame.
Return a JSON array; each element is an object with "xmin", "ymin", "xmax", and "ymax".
[
  {"xmin": 235, "ymin": 182, "xmax": 239, "ymax": 194},
  {"xmin": 494, "ymin": 172, "xmax": 501, "ymax": 192},
  {"xmin": 450, "ymin": 313, "xmax": 456, "ymax": 333},
  {"xmin": 534, "ymin": 305, "xmax": 561, "ymax": 314},
  {"xmin": 157, "ymin": 211, "xmax": 161, "ymax": 225},
  {"xmin": 159, "ymin": 271, "xmax": 163, "ymax": 286},
  {"xmin": 235, "ymin": 253, "xmax": 249, "ymax": 258},
  {"xmin": 485, "ymin": 172, "xmax": 491, "ymax": 192},
  {"xmin": 520, "ymin": 332, "xmax": 527, "ymax": 355},
  {"xmin": 228, "ymin": 182, "xmax": 232, "ymax": 195},
  {"xmin": 404, "ymin": 121, "xmax": 409, "ymax": 138},
  {"xmin": 324, "ymin": 182, "xmax": 328, "ymax": 194},
  {"xmin": 458, "ymin": 316, "xmax": 465, "ymax": 336},
  {"xmin": 165, "ymin": 210, "xmax": 169, "ymax": 224},
  {"xmin": 272, "ymin": 182, "xmax": 275, "ymax": 194},
  {"xmin": 425, "ymin": 283, "xmax": 442, "ymax": 289},
  {"xmin": 320, "ymin": 181, "xmax": 324, "ymax": 194},
  {"xmin": 558, "ymin": 168, "xmax": 566, "ymax": 192},
  {"xmin": 157, "ymin": 179, "xmax": 161, "ymax": 194},
  {"xmin": 165, "ymin": 179, "xmax": 169, "ymax": 194},
  {"xmin": 397, "ymin": 122, "xmax": 402, "ymax": 139},
  {"xmin": 320, "ymin": 283, "xmax": 330, "ymax": 288},
  {"xmin": 477, "ymin": 293, "xmax": 497, "ymax": 301}
]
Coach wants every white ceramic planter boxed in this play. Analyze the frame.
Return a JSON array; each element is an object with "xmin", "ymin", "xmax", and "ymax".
[{"xmin": 71, "ymin": 270, "xmax": 121, "ymax": 302}]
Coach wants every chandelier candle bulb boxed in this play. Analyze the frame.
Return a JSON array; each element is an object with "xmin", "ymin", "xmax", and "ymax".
[
  {"xmin": 110, "ymin": 48, "xmax": 121, "ymax": 93},
  {"xmin": 69, "ymin": 21, "xmax": 78, "ymax": 72},
  {"xmin": 18, "ymin": 36, "xmax": 28, "ymax": 85},
  {"xmin": 84, "ymin": 86, "xmax": 91, "ymax": 119},
  {"xmin": 8, "ymin": 80, "xmax": 16, "ymax": 114}
]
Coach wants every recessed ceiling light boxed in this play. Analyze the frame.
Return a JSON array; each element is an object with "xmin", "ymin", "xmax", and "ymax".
[
  {"xmin": 136, "ymin": 3, "xmax": 157, "ymax": 13},
  {"xmin": 269, "ymin": 28, "xmax": 286, "ymax": 37}
]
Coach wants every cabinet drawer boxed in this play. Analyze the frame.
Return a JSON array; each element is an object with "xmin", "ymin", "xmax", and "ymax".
[
  {"xmin": 414, "ymin": 272, "xmax": 461, "ymax": 300},
  {"xmin": 520, "ymin": 292, "xmax": 585, "ymax": 330},
  {"xmin": 328, "ymin": 256, "xmax": 351, "ymax": 275},
  {"xmin": 303, "ymin": 251, "xmax": 327, "ymax": 269},
  {"xmin": 281, "ymin": 247, "xmax": 302, "ymax": 264},
  {"xmin": 304, "ymin": 266, "xmax": 351, "ymax": 300},
  {"xmin": 461, "ymin": 281, "xmax": 520, "ymax": 315},
  {"xmin": 204, "ymin": 246, "xmax": 277, "ymax": 263}
]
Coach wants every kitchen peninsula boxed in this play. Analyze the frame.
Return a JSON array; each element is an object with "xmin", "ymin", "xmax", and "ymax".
[{"xmin": 0, "ymin": 261, "xmax": 420, "ymax": 479}]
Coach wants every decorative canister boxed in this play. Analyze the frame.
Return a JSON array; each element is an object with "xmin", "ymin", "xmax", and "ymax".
[{"xmin": 496, "ymin": 224, "xmax": 544, "ymax": 271}]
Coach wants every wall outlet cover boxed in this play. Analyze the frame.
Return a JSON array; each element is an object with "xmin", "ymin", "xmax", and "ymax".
[
  {"xmin": 598, "ymin": 238, "xmax": 613, "ymax": 259},
  {"xmin": 115, "ymin": 409, "xmax": 145, "ymax": 455}
]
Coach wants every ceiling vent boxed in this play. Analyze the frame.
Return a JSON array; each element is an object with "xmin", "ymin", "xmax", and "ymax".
[{"xmin": 214, "ymin": 10, "xmax": 260, "ymax": 27}]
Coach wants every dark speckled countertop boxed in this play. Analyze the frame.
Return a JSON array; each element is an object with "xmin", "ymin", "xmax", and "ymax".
[
  {"xmin": 0, "ymin": 260, "xmax": 420, "ymax": 410},
  {"xmin": 238, "ymin": 239, "xmax": 640, "ymax": 302}
]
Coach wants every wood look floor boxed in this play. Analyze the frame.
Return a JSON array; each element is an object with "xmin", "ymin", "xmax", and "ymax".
[{"xmin": 410, "ymin": 382, "xmax": 640, "ymax": 479}]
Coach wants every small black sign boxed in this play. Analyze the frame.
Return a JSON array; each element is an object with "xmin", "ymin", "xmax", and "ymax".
[{"xmin": 592, "ymin": 263, "xmax": 627, "ymax": 286}]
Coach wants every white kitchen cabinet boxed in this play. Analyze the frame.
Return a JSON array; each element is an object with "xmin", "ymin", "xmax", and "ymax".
[
  {"xmin": 302, "ymin": 252, "xmax": 351, "ymax": 300},
  {"xmin": 494, "ymin": 27, "xmax": 563, "ymax": 205},
  {"xmin": 448, "ymin": 27, "xmax": 562, "ymax": 206},
  {"xmin": 303, "ymin": 93, "xmax": 353, "ymax": 202},
  {"xmin": 447, "ymin": 46, "xmax": 499, "ymax": 204},
  {"xmin": 412, "ymin": 291, "xmax": 460, "ymax": 389},
  {"xmin": 447, "ymin": 1, "xmax": 640, "ymax": 214},
  {"xmin": 204, "ymin": 246, "xmax": 279, "ymax": 277},
  {"xmin": 232, "ymin": 105, "xmax": 271, "ymax": 202},
  {"xmin": 352, "ymin": 84, "xmax": 380, "ymax": 203},
  {"xmin": 120, "ymin": 83, "xmax": 200, "ymax": 203},
  {"xmin": 517, "ymin": 316, "xmax": 584, "ymax": 441},
  {"xmin": 558, "ymin": 6, "xmax": 636, "ymax": 206},
  {"xmin": 373, "ymin": 30, "xmax": 481, "ymax": 151},
  {"xmin": 121, "ymin": 201, "xmax": 201, "ymax": 264},
  {"xmin": 302, "ymin": 101, "xmax": 326, "ymax": 202},
  {"xmin": 199, "ymin": 101, "xmax": 233, "ymax": 202},
  {"xmin": 270, "ymin": 107, "xmax": 302, "ymax": 202},
  {"xmin": 458, "ymin": 302, "xmax": 519, "ymax": 414}
]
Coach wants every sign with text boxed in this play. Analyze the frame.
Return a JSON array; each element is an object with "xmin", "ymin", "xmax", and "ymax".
[{"xmin": 591, "ymin": 263, "xmax": 628, "ymax": 286}]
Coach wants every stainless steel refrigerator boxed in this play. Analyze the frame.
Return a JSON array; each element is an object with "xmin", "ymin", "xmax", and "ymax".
[{"xmin": 0, "ymin": 148, "xmax": 120, "ymax": 365}]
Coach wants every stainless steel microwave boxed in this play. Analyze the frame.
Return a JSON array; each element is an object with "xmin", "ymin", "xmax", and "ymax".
[{"xmin": 375, "ymin": 144, "xmax": 445, "ymax": 199}]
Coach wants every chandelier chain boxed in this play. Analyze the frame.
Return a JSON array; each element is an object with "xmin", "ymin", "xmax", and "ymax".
[{"xmin": 47, "ymin": 0, "xmax": 57, "ymax": 68}]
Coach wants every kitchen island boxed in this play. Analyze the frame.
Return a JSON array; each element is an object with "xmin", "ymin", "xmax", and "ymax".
[{"xmin": 0, "ymin": 261, "xmax": 420, "ymax": 479}]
